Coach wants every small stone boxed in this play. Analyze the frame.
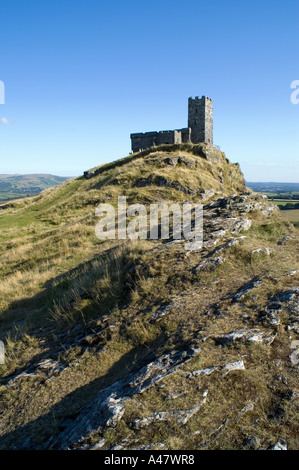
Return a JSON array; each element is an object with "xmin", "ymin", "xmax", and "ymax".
[
  {"xmin": 268, "ymin": 439, "xmax": 287, "ymax": 450},
  {"xmin": 222, "ymin": 360, "xmax": 245, "ymax": 376},
  {"xmin": 164, "ymin": 157, "xmax": 178, "ymax": 167},
  {"xmin": 215, "ymin": 329, "xmax": 248, "ymax": 345},
  {"xmin": 200, "ymin": 189, "xmax": 215, "ymax": 202},
  {"xmin": 274, "ymin": 290, "xmax": 297, "ymax": 303},
  {"xmin": 189, "ymin": 366, "xmax": 217, "ymax": 377},
  {"xmin": 233, "ymin": 218, "xmax": 252, "ymax": 233},
  {"xmin": 90, "ymin": 439, "xmax": 106, "ymax": 450},
  {"xmin": 278, "ymin": 236, "xmax": 292, "ymax": 246},
  {"xmin": 251, "ymin": 247, "xmax": 270, "ymax": 255},
  {"xmin": 193, "ymin": 256, "xmax": 225, "ymax": 272},
  {"xmin": 230, "ymin": 277, "xmax": 263, "ymax": 301},
  {"xmin": 290, "ymin": 340, "xmax": 299, "ymax": 365}
]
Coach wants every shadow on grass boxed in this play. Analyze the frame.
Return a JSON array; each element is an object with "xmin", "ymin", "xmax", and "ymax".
[
  {"xmin": 0, "ymin": 243, "xmax": 137, "ymax": 382},
  {"xmin": 0, "ymin": 334, "xmax": 165, "ymax": 450}
]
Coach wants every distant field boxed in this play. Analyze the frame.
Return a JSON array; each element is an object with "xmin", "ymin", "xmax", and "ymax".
[
  {"xmin": 0, "ymin": 193, "xmax": 26, "ymax": 202},
  {"xmin": 271, "ymin": 200, "xmax": 299, "ymax": 206},
  {"xmin": 245, "ymin": 182, "xmax": 299, "ymax": 228},
  {"xmin": 267, "ymin": 200, "xmax": 299, "ymax": 226},
  {"xmin": 267, "ymin": 192, "xmax": 299, "ymax": 197},
  {"xmin": 279, "ymin": 209, "xmax": 299, "ymax": 224}
]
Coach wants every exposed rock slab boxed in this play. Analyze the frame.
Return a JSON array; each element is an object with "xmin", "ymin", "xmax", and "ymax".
[{"xmin": 215, "ymin": 328, "xmax": 276, "ymax": 346}]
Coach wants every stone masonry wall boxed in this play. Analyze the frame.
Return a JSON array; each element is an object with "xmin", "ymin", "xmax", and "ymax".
[{"xmin": 130, "ymin": 96, "xmax": 213, "ymax": 152}]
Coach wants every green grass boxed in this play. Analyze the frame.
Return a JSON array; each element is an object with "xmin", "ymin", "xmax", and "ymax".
[{"xmin": 0, "ymin": 179, "xmax": 82, "ymax": 228}]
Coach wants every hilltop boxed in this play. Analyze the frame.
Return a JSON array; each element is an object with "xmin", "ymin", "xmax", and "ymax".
[{"xmin": 0, "ymin": 143, "xmax": 298, "ymax": 450}]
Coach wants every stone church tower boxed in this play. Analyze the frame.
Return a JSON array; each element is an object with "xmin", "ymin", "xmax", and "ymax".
[
  {"xmin": 130, "ymin": 96, "xmax": 213, "ymax": 153},
  {"xmin": 188, "ymin": 96, "xmax": 213, "ymax": 145}
]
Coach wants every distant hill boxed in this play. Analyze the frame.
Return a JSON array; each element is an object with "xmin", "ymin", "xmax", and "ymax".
[{"xmin": 0, "ymin": 174, "xmax": 70, "ymax": 202}]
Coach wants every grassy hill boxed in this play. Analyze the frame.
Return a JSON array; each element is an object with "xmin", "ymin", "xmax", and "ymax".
[
  {"xmin": 0, "ymin": 174, "xmax": 69, "ymax": 202},
  {"xmin": 0, "ymin": 143, "xmax": 298, "ymax": 450}
]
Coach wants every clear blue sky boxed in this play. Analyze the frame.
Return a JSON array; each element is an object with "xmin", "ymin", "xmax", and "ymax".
[{"xmin": 0, "ymin": 0, "xmax": 298, "ymax": 181}]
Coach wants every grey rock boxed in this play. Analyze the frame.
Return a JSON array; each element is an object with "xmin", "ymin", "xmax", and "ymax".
[
  {"xmin": 167, "ymin": 390, "xmax": 188, "ymax": 399},
  {"xmin": 90, "ymin": 438, "xmax": 106, "ymax": 450},
  {"xmin": 200, "ymin": 189, "xmax": 215, "ymax": 202},
  {"xmin": 246, "ymin": 330, "xmax": 276, "ymax": 345},
  {"xmin": 215, "ymin": 328, "xmax": 276, "ymax": 347},
  {"xmin": 164, "ymin": 157, "xmax": 178, "ymax": 167},
  {"xmin": 215, "ymin": 329, "xmax": 249, "ymax": 345},
  {"xmin": 274, "ymin": 289, "xmax": 298, "ymax": 303},
  {"xmin": 193, "ymin": 256, "xmax": 225, "ymax": 272},
  {"xmin": 36, "ymin": 359, "xmax": 65, "ymax": 375},
  {"xmin": 278, "ymin": 236, "xmax": 292, "ymax": 246},
  {"xmin": 290, "ymin": 340, "xmax": 299, "ymax": 365},
  {"xmin": 188, "ymin": 366, "xmax": 217, "ymax": 377},
  {"xmin": 133, "ymin": 391, "xmax": 208, "ymax": 429},
  {"xmin": 7, "ymin": 372, "xmax": 38, "ymax": 388},
  {"xmin": 238, "ymin": 402, "xmax": 255, "ymax": 418},
  {"xmin": 229, "ymin": 277, "xmax": 263, "ymax": 301},
  {"xmin": 257, "ymin": 301, "xmax": 282, "ymax": 326},
  {"xmin": 268, "ymin": 439, "xmax": 287, "ymax": 450},
  {"xmin": 222, "ymin": 360, "xmax": 245, "ymax": 376},
  {"xmin": 83, "ymin": 170, "xmax": 95, "ymax": 179},
  {"xmin": 232, "ymin": 218, "xmax": 252, "ymax": 233},
  {"xmin": 177, "ymin": 156, "xmax": 195, "ymax": 168},
  {"xmin": 250, "ymin": 247, "xmax": 271, "ymax": 256},
  {"xmin": 149, "ymin": 303, "xmax": 171, "ymax": 322},
  {"xmin": 268, "ymin": 289, "xmax": 299, "ymax": 332}
]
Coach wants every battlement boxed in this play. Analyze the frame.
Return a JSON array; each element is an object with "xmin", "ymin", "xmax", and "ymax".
[
  {"xmin": 130, "ymin": 96, "xmax": 213, "ymax": 153},
  {"xmin": 130, "ymin": 130, "xmax": 179, "ymax": 138},
  {"xmin": 190, "ymin": 95, "xmax": 212, "ymax": 101}
]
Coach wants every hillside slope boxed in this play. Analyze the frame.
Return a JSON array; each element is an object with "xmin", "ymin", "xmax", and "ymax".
[{"xmin": 0, "ymin": 143, "xmax": 298, "ymax": 450}]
